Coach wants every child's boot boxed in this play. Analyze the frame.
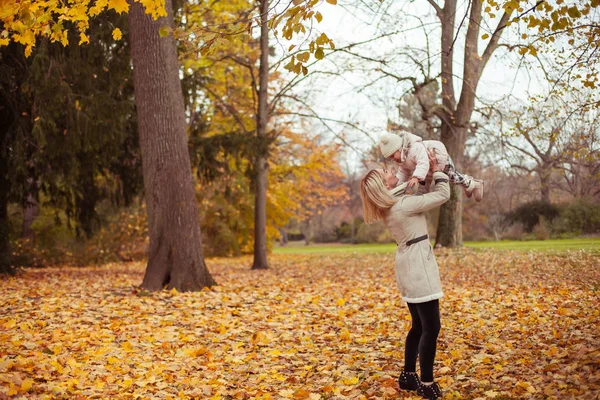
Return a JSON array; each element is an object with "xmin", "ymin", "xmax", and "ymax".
[
  {"xmin": 464, "ymin": 178, "xmax": 484, "ymax": 202},
  {"xmin": 398, "ymin": 370, "xmax": 420, "ymax": 391},
  {"xmin": 416, "ymin": 381, "xmax": 443, "ymax": 399}
]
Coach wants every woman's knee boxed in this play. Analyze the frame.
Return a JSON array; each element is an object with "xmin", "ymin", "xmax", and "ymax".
[
  {"xmin": 424, "ymin": 319, "xmax": 441, "ymax": 338},
  {"xmin": 408, "ymin": 324, "xmax": 423, "ymax": 338}
]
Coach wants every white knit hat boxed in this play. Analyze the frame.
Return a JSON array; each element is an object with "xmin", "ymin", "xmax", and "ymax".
[{"xmin": 378, "ymin": 133, "xmax": 406, "ymax": 158}]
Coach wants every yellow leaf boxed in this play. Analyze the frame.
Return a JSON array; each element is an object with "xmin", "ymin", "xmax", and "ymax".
[
  {"xmin": 21, "ymin": 378, "xmax": 34, "ymax": 391},
  {"xmin": 336, "ymin": 298, "xmax": 346, "ymax": 306},
  {"xmin": 122, "ymin": 341, "xmax": 134, "ymax": 352},
  {"xmin": 7, "ymin": 384, "xmax": 18, "ymax": 396},
  {"xmin": 341, "ymin": 376, "xmax": 358, "ymax": 385},
  {"xmin": 50, "ymin": 360, "xmax": 63, "ymax": 374},
  {"xmin": 339, "ymin": 328, "xmax": 351, "ymax": 342},
  {"xmin": 107, "ymin": 356, "xmax": 120, "ymax": 365},
  {"xmin": 315, "ymin": 12, "xmax": 323, "ymax": 23},
  {"xmin": 108, "ymin": 0, "xmax": 129, "ymax": 14},
  {"xmin": 78, "ymin": 32, "xmax": 90, "ymax": 45},
  {"xmin": 112, "ymin": 28, "xmax": 122, "ymax": 41},
  {"xmin": 481, "ymin": 33, "xmax": 489, "ymax": 40},
  {"xmin": 3, "ymin": 320, "xmax": 16, "ymax": 329},
  {"xmin": 314, "ymin": 47, "xmax": 324, "ymax": 60},
  {"xmin": 325, "ymin": 0, "xmax": 337, "ymax": 4}
]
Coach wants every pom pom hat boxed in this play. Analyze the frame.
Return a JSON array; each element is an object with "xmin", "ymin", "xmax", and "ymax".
[{"xmin": 379, "ymin": 133, "xmax": 406, "ymax": 158}]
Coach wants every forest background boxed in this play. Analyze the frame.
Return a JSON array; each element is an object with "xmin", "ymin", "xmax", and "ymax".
[{"xmin": 1, "ymin": 0, "xmax": 599, "ymax": 271}]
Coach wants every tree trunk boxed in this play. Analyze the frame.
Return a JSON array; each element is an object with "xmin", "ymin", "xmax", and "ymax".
[
  {"xmin": 0, "ymin": 52, "xmax": 15, "ymax": 275},
  {"xmin": 75, "ymin": 165, "xmax": 99, "ymax": 239},
  {"xmin": 436, "ymin": 121, "xmax": 467, "ymax": 247},
  {"xmin": 128, "ymin": 0, "xmax": 215, "ymax": 291},
  {"xmin": 252, "ymin": 157, "xmax": 269, "ymax": 269},
  {"xmin": 251, "ymin": 0, "xmax": 270, "ymax": 270},
  {"xmin": 539, "ymin": 167, "xmax": 551, "ymax": 203},
  {"xmin": 0, "ymin": 150, "xmax": 13, "ymax": 275},
  {"xmin": 22, "ymin": 193, "xmax": 38, "ymax": 238}
]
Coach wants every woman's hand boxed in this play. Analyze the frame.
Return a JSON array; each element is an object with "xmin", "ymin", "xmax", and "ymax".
[{"xmin": 428, "ymin": 149, "xmax": 440, "ymax": 173}]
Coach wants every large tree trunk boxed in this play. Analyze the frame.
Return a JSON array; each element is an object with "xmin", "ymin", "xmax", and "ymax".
[
  {"xmin": 128, "ymin": 0, "xmax": 215, "ymax": 291},
  {"xmin": 0, "ymin": 46, "xmax": 15, "ymax": 275},
  {"xmin": 434, "ymin": 0, "xmax": 510, "ymax": 246},
  {"xmin": 252, "ymin": 157, "xmax": 269, "ymax": 269},
  {"xmin": 435, "ymin": 0, "xmax": 462, "ymax": 247},
  {"xmin": 435, "ymin": 123, "xmax": 465, "ymax": 246},
  {"xmin": 251, "ymin": 0, "xmax": 270, "ymax": 270}
]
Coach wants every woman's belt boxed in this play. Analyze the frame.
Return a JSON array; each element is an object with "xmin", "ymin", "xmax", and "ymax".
[{"xmin": 406, "ymin": 234, "xmax": 428, "ymax": 246}]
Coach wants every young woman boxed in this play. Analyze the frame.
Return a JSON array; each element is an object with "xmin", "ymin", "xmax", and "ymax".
[{"xmin": 360, "ymin": 151, "xmax": 450, "ymax": 400}]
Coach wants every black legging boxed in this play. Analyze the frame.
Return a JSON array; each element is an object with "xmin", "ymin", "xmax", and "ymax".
[{"xmin": 404, "ymin": 299, "xmax": 441, "ymax": 382}]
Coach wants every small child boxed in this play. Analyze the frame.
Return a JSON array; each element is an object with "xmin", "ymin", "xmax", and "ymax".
[{"xmin": 378, "ymin": 131, "xmax": 484, "ymax": 201}]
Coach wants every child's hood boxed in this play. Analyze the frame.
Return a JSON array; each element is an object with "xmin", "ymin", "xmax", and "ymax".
[
  {"xmin": 398, "ymin": 132, "xmax": 423, "ymax": 163},
  {"xmin": 404, "ymin": 132, "xmax": 423, "ymax": 146}
]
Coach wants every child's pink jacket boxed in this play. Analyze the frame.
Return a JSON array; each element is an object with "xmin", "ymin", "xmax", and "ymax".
[{"xmin": 394, "ymin": 133, "xmax": 450, "ymax": 183}]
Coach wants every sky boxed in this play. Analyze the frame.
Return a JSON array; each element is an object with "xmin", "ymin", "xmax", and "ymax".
[{"xmin": 270, "ymin": 0, "xmax": 554, "ymax": 167}]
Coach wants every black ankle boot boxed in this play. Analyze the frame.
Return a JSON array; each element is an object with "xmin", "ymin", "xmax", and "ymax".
[
  {"xmin": 416, "ymin": 381, "xmax": 442, "ymax": 399},
  {"xmin": 398, "ymin": 370, "xmax": 420, "ymax": 391}
]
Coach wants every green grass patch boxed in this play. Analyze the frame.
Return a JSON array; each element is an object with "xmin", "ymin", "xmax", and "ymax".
[
  {"xmin": 273, "ymin": 238, "xmax": 600, "ymax": 254},
  {"xmin": 465, "ymin": 238, "xmax": 600, "ymax": 252}
]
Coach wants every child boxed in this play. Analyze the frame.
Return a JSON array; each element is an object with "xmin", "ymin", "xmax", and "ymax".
[{"xmin": 379, "ymin": 131, "xmax": 484, "ymax": 201}]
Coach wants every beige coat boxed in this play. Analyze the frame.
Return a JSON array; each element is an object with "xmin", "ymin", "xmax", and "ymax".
[{"xmin": 384, "ymin": 171, "xmax": 450, "ymax": 303}]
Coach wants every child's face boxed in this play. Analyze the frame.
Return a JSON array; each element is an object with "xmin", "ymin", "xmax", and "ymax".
[{"xmin": 390, "ymin": 150, "xmax": 402, "ymax": 163}]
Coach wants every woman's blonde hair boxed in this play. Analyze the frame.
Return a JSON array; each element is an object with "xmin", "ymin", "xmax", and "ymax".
[{"xmin": 360, "ymin": 169, "xmax": 397, "ymax": 224}]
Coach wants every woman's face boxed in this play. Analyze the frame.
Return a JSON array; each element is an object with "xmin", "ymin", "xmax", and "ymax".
[{"xmin": 381, "ymin": 169, "xmax": 398, "ymax": 189}]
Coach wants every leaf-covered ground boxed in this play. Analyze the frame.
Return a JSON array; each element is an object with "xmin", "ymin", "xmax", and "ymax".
[{"xmin": 1, "ymin": 249, "xmax": 599, "ymax": 399}]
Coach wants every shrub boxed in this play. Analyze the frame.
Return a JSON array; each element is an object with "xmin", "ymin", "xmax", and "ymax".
[
  {"xmin": 335, "ymin": 218, "xmax": 363, "ymax": 242},
  {"xmin": 502, "ymin": 223, "xmax": 525, "ymax": 241},
  {"xmin": 551, "ymin": 198, "xmax": 600, "ymax": 236},
  {"xmin": 506, "ymin": 201, "xmax": 560, "ymax": 233},
  {"xmin": 533, "ymin": 217, "xmax": 550, "ymax": 240},
  {"xmin": 356, "ymin": 221, "xmax": 393, "ymax": 243}
]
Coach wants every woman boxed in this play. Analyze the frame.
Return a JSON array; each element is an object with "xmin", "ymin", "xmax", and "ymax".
[{"xmin": 360, "ymin": 151, "xmax": 450, "ymax": 400}]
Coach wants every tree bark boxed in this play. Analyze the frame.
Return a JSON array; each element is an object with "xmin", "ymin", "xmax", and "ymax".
[
  {"xmin": 21, "ymin": 193, "xmax": 38, "ymax": 238},
  {"xmin": 0, "ymin": 46, "xmax": 15, "ymax": 275},
  {"xmin": 435, "ymin": 123, "xmax": 465, "ymax": 247},
  {"xmin": 251, "ymin": 0, "xmax": 270, "ymax": 270},
  {"xmin": 252, "ymin": 157, "xmax": 269, "ymax": 269},
  {"xmin": 0, "ymin": 145, "xmax": 13, "ymax": 275},
  {"xmin": 539, "ymin": 167, "xmax": 552, "ymax": 203},
  {"xmin": 128, "ymin": 0, "xmax": 215, "ymax": 291}
]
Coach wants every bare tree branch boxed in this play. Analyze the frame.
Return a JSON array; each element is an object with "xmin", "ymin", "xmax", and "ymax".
[
  {"xmin": 480, "ymin": 11, "xmax": 512, "ymax": 74},
  {"xmin": 426, "ymin": 0, "xmax": 443, "ymax": 18},
  {"xmin": 201, "ymin": 84, "xmax": 251, "ymax": 134}
]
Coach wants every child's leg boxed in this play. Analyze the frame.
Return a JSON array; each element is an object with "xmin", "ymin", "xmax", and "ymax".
[{"xmin": 444, "ymin": 157, "xmax": 472, "ymax": 188}]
